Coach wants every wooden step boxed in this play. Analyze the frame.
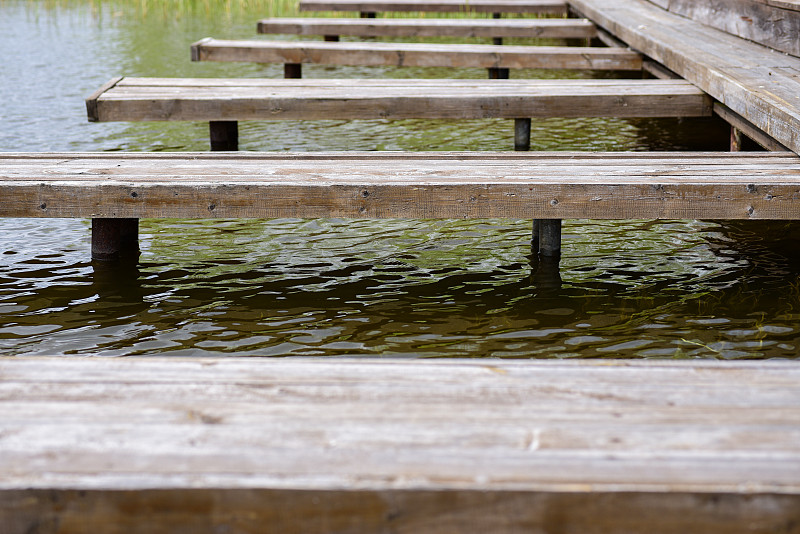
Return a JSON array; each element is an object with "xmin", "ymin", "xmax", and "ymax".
[
  {"xmin": 2, "ymin": 152, "xmax": 799, "ymax": 220},
  {"xmin": 86, "ymin": 77, "xmax": 710, "ymax": 122},
  {"xmin": 299, "ymin": 0, "xmax": 568, "ymax": 14},
  {"xmin": 191, "ymin": 38, "xmax": 641, "ymax": 71},
  {"xmin": 256, "ymin": 16, "xmax": 598, "ymax": 39},
  {"xmin": 2, "ymin": 356, "xmax": 799, "ymax": 533}
]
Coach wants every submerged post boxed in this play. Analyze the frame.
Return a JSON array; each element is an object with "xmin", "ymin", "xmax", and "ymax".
[
  {"xmin": 92, "ymin": 218, "xmax": 139, "ymax": 261},
  {"xmin": 488, "ymin": 67, "xmax": 510, "ymax": 79},
  {"xmin": 209, "ymin": 121, "xmax": 238, "ymax": 151},
  {"xmin": 539, "ymin": 219, "xmax": 562, "ymax": 258},
  {"xmin": 514, "ymin": 118, "xmax": 531, "ymax": 151}
]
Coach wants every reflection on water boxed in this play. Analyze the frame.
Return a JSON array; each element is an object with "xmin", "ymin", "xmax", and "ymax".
[{"xmin": 1, "ymin": 0, "xmax": 798, "ymax": 358}]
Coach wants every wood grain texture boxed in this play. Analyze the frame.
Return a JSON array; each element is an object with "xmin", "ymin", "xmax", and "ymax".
[
  {"xmin": 569, "ymin": 0, "xmax": 800, "ymax": 156},
  {"xmin": 654, "ymin": 0, "xmax": 800, "ymax": 57},
  {"xmin": 1, "ymin": 357, "xmax": 799, "ymax": 533},
  {"xmin": 256, "ymin": 17, "xmax": 598, "ymax": 39},
  {"xmin": 191, "ymin": 38, "xmax": 642, "ymax": 71},
  {"xmin": 85, "ymin": 77, "xmax": 710, "ymax": 122},
  {"xmin": 299, "ymin": 0, "xmax": 568, "ymax": 14},
  {"xmin": 1, "ymin": 152, "xmax": 799, "ymax": 220}
]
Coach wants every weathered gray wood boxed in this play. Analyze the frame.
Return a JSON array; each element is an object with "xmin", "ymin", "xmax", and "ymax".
[
  {"xmin": 257, "ymin": 16, "xmax": 598, "ymax": 39},
  {"xmin": 299, "ymin": 0, "xmax": 568, "ymax": 15},
  {"xmin": 191, "ymin": 38, "xmax": 643, "ymax": 71},
  {"xmin": 2, "ymin": 152, "xmax": 800, "ymax": 220},
  {"xmin": 1, "ymin": 357, "xmax": 799, "ymax": 533},
  {"xmin": 569, "ymin": 0, "xmax": 800, "ymax": 156},
  {"xmin": 652, "ymin": 0, "xmax": 800, "ymax": 57},
  {"xmin": 85, "ymin": 78, "xmax": 711, "ymax": 122}
]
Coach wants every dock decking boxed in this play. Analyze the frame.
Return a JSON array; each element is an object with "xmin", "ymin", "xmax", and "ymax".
[
  {"xmin": 2, "ymin": 356, "xmax": 799, "ymax": 533},
  {"xmin": 570, "ymin": 0, "xmax": 800, "ymax": 155},
  {"xmin": 190, "ymin": 38, "xmax": 642, "ymax": 72}
]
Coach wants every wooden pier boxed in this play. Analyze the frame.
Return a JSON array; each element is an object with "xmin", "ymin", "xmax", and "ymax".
[{"xmin": 4, "ymin": 0, "xmax": 800, "ymax": 530}]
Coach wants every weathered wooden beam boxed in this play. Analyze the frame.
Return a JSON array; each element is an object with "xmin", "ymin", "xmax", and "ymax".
[
  {"xmin": 256, "ymin": 17, "xmax": 599, "ymax": 39},
  {"xmin": 86, "ymin": 78, "xmax": 711, "ymax": 122},
  {"xmin": 2, "ymin": 152, "xmax": 800, "ymax": 220},
  {"xmin": 568, "ymin": 0, "xmax": 800, "ymax": 155},
  {"xmin": 1, "ymin": 357, "xmax": 799, "ymax": 533},
  {"xmin": 190, "ymin": 38, "xmax": 643, "ymax": 72},
  {"xmin": 714, "ymin": 102, "xmax": 790, "ymax": 152},
  {"xmin": 299, "ymin": 0, "xmax": 569, "ymax": 15}
]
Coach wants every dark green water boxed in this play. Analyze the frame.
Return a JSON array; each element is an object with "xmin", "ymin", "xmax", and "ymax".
[{"xmin": 2, "ymin": 0, "xmax": 799, "ymax": 358}]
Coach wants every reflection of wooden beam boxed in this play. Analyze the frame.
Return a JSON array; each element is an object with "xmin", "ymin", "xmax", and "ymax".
[{"xmin": 3, "ymin": 357, "xmax": 800, "ymax": 532}]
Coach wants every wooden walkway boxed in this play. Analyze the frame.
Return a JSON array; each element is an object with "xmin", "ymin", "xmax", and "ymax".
[
  {"xmin": 256, "ymin": 16, "xmax": 598, "ymax": 39},
  {"xmin": 569, "ymin": 0, "xmax": 800, "ymax": 155},
  {"xmin": 2, "ymin": 357, "xmax": 799, "ymax": 533},
  {"xmin": 190, "ymin": 38, "xmax": 642, "ymax": 72}
]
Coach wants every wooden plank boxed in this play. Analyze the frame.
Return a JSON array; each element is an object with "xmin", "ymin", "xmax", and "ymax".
[
  {"xmin": 1, "ymin": 152, "xmax": 800, "ymax": 220},
  {"xmin": 85, "ymin": 78, "xmax": 710, "ymax": 122},
  {"xmin": 568, "ymin": 0, "xmax": 800, "ymax": 156},
  {"xmin": 256, "ymin": 17, "xmax": 598, "ymax": 39},
  {"xmin": 299, "ymin": 0, "xmax": 568, "ymax": 14},
  {"xmin": 1, "ymin": 357, "xmax": 799, "ymax": 533},
  {"xmin": 191, "ymin": 38, "xmax": 642, "ymax": 71},
  {"xmin": 654, "ymin": 0, "xmax": 800, "ymax": 57}
]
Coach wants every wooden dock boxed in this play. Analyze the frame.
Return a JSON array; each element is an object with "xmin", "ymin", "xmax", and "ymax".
[
  {"xmin": 4, "ymin": 1, "xmax": 798, "ymax": 530},
  {"xmin": 2, "ymin": 357, "xmax": 799, "ymax": 533}
]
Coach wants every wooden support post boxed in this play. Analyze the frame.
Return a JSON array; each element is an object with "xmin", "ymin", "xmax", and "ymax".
[
  {"xmin": 209, "ymin": 121, "xmax": 238, "ymax": 151},
  {"xmin": 488, "ymin": 67, "xmax": 510, "ymax": 79},
  {"xmin": 360, "ymin": 11, "xmax": 376, "ymax": 18},
  {"xmin": 531, "ymin": 219, "xmax": 540, "ymax": 254},
  {"xmin": 539, "ymin": 219, "xmax": 562, "ymax": 258},
  {"xmin": 284, "ymin": 63, "xmax": 303, "ymax": 79},
  {"xmin": 324, "ymin": 35, "xmax": 340, "ymax": 42},
  {"xmin": 91, "ymin": 218, "xmax": 139, "ymax": 261},
  {"xmin": 514, "ymin": 118, "xmax": 531, "ymax": 151},
  {"xmin": 731, "ymin": 126, "xmax": 743, "ymax": 152},
  {"xmin": 492, "ymin": 13, "xmax": 503, "ymax": 46}
]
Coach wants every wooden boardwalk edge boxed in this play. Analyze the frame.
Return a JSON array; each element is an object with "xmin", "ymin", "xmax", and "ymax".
[{"xmin": 1, "ymin": 356, "xmax": 799, "ymax": 533}]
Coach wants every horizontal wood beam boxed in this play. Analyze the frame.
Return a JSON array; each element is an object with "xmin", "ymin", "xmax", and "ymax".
[
  {"xmin": 1, "ymin": 357, "xmax": 799, "ymax": 533},
  {"xmin": 191, "ymin": 38, "xmax": 642, "ymax": 71},
  {"xmin": 86, "ymin": 77, "xmax": 711, "ymax": 122},
  {"xmin": 2, "ymin": 152, "xmax": 799, "ymax": 220},
  {"xmin": 256, "ymin": 17, "xmax": 598, "ymax": 39},
  {"xmin": 298, "ymin": 0, "xmax": 568, "ymax": 14}
]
